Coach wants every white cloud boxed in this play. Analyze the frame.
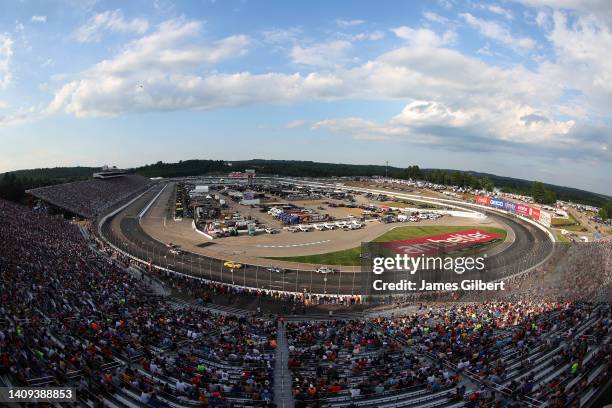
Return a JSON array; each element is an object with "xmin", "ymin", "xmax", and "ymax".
[
  {"xmin": 390, "ymin": 100, "xmax": 476, "ymax": 127},
  {"xmin": 423, "ymin": 11, "xmax": 449, "ymax": 24},
  {"xmin": 314, "ymin": 100, "xmax": 579, "ymax": 153},
  {"xmin": 460, "ymin": 12, "xmax": 535, "ymax": 51},
  {"xmin": 391, "ymin": 26, "xmax": 456, "ymax": 47},
  {"xmin": 474, "ymin": 3, "xmax": 513, "ymax": 20},
  {"xmin": 42, "ymin": 17, "xmax": 610, "ymax": 165},
  {"xmin": 285, "ymin": 119, "xmax": 307, "ymax": 128},
  {"xmin": 335, "ymin": 19, "xmax": 365, "ymax": 28},
  {"xmin": 515, "ymin": 0, "xmax": 612, "ymax": 21},
  {"xmin": 0, "ymin": 33, "xmax": 13, "ymax": 89},
  {"xmin": 291, "ymin": 40, "xmax": 352, "ymax": 67},
  {"xmin": 261, "ymin": 27, "xmax": 303, "ymax": 44},
  {"xmin": 537, "ymin": 11, "xmax": 612, "ymax": 116},
  {"xmin": 31, "ymin": 15, "xmax": 47, "ymax": 23},
  {"xmin": 75, "ymin": 9, "xmax": 149, "ymax": 43},
  {"xmin": 48, "ymin": 19, "xmax": 254, "ymax": 117},
  {"xmin": 535, "ymin": 10, "xmax": 550, "ymax": 28},
  {"xmin": 0, "ymin": 105, "xmax": 40, "ymax": 127},
  {"xmin": 341, "ymin": 30, "xmax": 385, "ymax": 41}
]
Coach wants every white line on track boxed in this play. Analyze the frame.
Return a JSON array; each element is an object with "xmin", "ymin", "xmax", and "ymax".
[{"xmin": 256, "ymin": 240, "xmax": 331, "ymax": 248}]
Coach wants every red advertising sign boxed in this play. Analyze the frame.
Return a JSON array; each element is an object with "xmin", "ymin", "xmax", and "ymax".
[
  {"xmin": 383, "ymin": 229, "xmax": 503, "ymax": 256},
  {"xmin": 530, "ymin": 207, "xmax": 541, "ymax": 220},
  {"xmin": 516, "ymin": 204, "xmax": 530, "ymax": 216},
  {"xmin": 475, "ymin": 196, "xmax": 490, "ymax": 205}
]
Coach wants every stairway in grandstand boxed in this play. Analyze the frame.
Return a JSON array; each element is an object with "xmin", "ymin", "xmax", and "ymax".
[{"xmin": 274, "ymin": 321, "xmax": 295, "ymax": 407}]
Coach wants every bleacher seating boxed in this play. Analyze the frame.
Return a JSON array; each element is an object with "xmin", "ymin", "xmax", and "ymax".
[
  {"xmin": 27, "ymin": 174, "xmax": 153, "ymax": 218},
  {"xmin": 0, "ymin": 197, "xmax": 610, "ymax": 408}
]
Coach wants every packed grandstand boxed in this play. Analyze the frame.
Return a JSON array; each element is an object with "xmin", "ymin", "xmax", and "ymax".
[
  {"xmin": 0, "ymin": 174, "xmax": 610, "ymax": 408},
  {"xmin": 26, "ymin": 174, "xmax": 153, "ymax": 218}
]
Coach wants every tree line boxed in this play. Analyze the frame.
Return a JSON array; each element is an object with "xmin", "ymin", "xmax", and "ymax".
[
  {"xmin": 395, "ymin": 165, "xmax": 496, "ymax": 192},
  {"xmin": 1, "ymin": 159, "xmax": 608, "ymax": 208},
  {"xmin": 0, "ymin": 173, "xmax": 63, "ymax": 203},
  {"xmin": 599, "ymin": 202, "xmax": 612, "ymax": 220}
]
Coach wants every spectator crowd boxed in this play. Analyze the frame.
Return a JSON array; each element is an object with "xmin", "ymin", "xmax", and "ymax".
[
  {"xmin": 0, "ymin": 193, "xmax": 610, "ymax": 408},
  {"xmin": 28, "ymin": 174, "xmax": 153, "ymax": 218}
]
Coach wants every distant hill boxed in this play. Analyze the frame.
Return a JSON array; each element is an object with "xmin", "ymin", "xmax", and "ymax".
[
  {"xmin": 454, "ymin": 170, "xmax": 609, "ymax": 207},
  {"xmin": 5, "ymin": 166, "xmax": 102, "ymax": 180},
  {"xmin": 2, "ymin": 160, "xmax": 609, "ymax": 207},
  {"xmin": 228, "ymin": 159, "xmax": 399, "ymax": 177}
]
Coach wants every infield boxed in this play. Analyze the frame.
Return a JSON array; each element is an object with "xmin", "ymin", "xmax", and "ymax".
[{"xmin": 266, "ymin": 225, "xmax": 507, "ymax": 266}]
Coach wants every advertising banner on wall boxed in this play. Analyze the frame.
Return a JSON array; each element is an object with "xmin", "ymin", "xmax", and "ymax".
[
  {"xmin": 539, "ymin": 210, "xmax": 552, "ymax": 227},
  {"xmin": 504, "ymin": 201, "xmax": 517, "ymax": 212},
  {"xmin": 476, "ymin": 196, "xmax": 490, "ymax": 205},
  {"xmin": 530, "ymin": 207, "xmax": 541, "ymax": 220},
  {"xmin": 490, "ymin": 197, "xmax": 506, "ymax": 208},
  {"xmin": 516, "ymin": 204, "xmax": 530, "ymax": 216}
]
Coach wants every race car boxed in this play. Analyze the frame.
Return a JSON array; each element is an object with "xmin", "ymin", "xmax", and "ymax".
[
  {"xmin": 223, "ymin": 261, "xmax": 243, "ymax": 269},
  {"xmin": 315, "ymin": 266, "xmax": 338, "ymax": 274}
]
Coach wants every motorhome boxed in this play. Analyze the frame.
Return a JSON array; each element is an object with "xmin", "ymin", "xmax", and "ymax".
[
  {"xmin": 313, "ymin": 224, "xmax": 325, "ymax": 231},
  {"xmin": 298, "ymin": 225, "xmax": 311, "ymax": 232}
]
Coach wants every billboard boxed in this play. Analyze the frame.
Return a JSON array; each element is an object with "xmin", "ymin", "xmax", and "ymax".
[
  {"xmin": 476, "ymin": 196, "xmax": 490, "ymax": 205},
  {"xmin": 530, "ymin": 207, "xmax": 541, "ymax": 220},
  {"xmin": 539, "ymin": 210, "xmax": 552, "ymax": 227},
  {"xmin": 490, "ymin": 197, "xmax": 506, "ymax": 208},
  {"xmin": 516, "ymin": 204, "xmax": 530, "ymax": 216},
  {"xmin": 504, "ymin": 201, "xmax": 517, "ymax": 212},
  {"xmin": 383, "ymin": 229, "xmax": 503, "ymax": 256}
]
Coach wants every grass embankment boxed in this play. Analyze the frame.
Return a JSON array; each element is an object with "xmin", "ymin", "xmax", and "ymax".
[
  {"xmin": 551, "ymin": 214, "xmax": 587, "ymax": 232},
  {"xmin": 266, "ymin": 225, "xmax": 507, "ymax": 266}
]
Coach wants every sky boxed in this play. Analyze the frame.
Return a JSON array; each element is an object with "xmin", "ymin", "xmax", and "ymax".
[{"xmin": 0, "ymin": 0, "xmax": 611, "ymax": 195}]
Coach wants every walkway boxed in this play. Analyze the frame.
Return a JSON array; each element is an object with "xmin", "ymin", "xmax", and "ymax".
[{"xmin": 274, "ymin": 321, "xmax": 295, "ymax": 408}]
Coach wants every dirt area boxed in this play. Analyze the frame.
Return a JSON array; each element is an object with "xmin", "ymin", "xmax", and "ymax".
[
  {"xmin": 138, "ymin": 181, "xmax": 510, "ymax": 269},
  {"xmin": 141, "ymin": 208, "xmax": 507, "ymax": 267},
  {"xmin": 335, "ymin": 207, "xmax": 364, "ymax": 216}
]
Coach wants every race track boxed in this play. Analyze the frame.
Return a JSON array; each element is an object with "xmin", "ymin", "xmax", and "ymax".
[{"xmin": 101, "ymin": 182, "xmax": 552, "ymax": 296}]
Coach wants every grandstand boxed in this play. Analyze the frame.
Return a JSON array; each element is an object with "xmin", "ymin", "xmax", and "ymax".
[
  {"xmin": 1, "ymin": 164, "xmax": 610, "ymax": 408},
  {"xmin": 0, "ymin": 195, "xmax": 610, "ymax": 407},
  {"xmin": 26, "ymin": 173, "xmax": 153, "ymax": 218}
]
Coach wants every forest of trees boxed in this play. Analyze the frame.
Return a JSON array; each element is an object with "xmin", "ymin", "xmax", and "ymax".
[
  {"xmin": 395, "ymin": 165, "xmax": 495, "ymax": 191},
  {"xmin": 137, "ymin": 160, "xmax": 225, "ymax": 178},
  {"xmin": 1, "ymin": 159, "xmax": 608, "ymax": 207},
  {"xmin": 598, "ymin": 202, "xmax": 612, "ymax": 220},
  {"xmin": 531, "ymin": 181, "xmax": 558, "ymax": 204},
  {"xmin": 0, "ymin": 173, "xmax": 62, "ymax": 203}
]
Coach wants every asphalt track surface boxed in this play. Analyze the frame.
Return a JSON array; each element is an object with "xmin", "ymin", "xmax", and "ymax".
[{"xmin": 102, "ymin": 183, "xmax": 552, "ymax": 297}]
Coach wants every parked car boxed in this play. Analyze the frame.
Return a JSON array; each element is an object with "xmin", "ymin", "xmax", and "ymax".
[
  {"xmin": 287, "ymin": 226, "xmax": 299, "ymax": 233},
  {"xmin": 265, "ymin": 228, "xmax": 279, "ymax": 234}
]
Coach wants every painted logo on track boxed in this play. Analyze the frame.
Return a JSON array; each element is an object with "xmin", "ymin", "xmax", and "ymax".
[{"xmin": 383, "ymin": 229, "xmax": 502, "ymax": 256}]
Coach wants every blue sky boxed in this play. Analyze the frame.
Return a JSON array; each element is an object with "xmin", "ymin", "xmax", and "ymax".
[{"xmin": 0, "ymin": 0, "xmax": 611, "ymax": 195}]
